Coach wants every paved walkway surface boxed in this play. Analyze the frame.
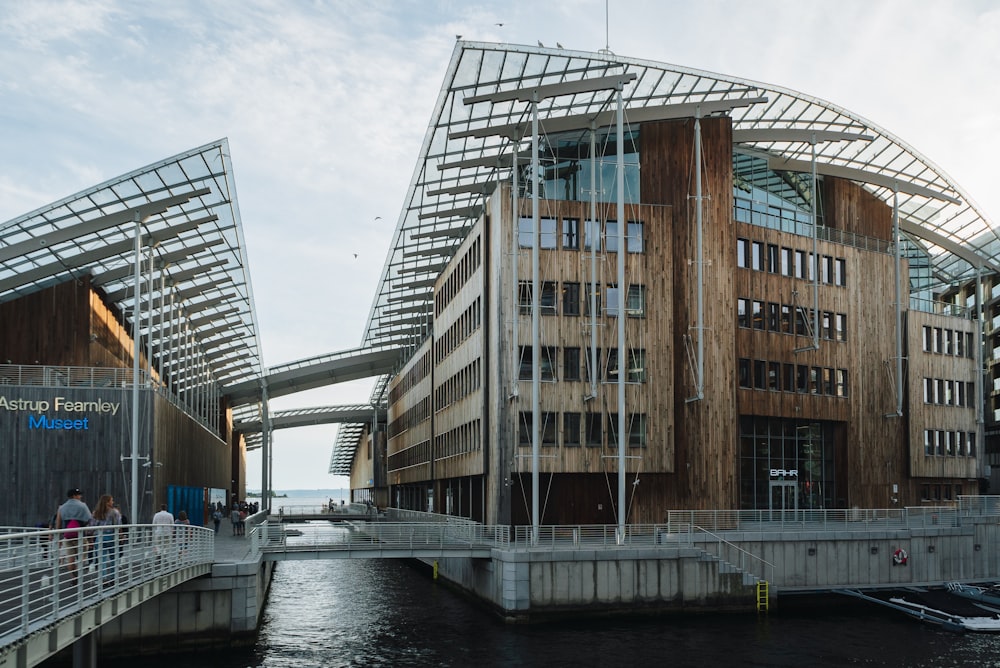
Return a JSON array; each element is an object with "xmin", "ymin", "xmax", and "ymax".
[{"xmin": 211, "ymin": 520, "xmax": 257, "ymax": 563}]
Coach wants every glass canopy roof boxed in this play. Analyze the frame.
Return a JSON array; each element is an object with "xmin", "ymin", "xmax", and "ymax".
[
  {"xmin": 0, "ymin": 138, "xmax": 265, "ymax": 428},
  {"xmin": 362, "ymin": 40, "xmax": 999, "ymax": 350}
]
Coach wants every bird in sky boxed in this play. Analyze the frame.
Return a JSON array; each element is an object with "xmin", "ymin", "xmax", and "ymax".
[
  {"xmin": 556, "ymin": 42, "xmax": 564, "ymax": 48},
  {"xmin": 374, "ymin": 216, "xmax": 382, "ymax": 220},
  {"xmin": 496, "ymin": 23, "xmax": 504, "ymax": 27},
  {"xmin": 538, "ymin": 40, "xmax": 544, "ymax": 47},
  {"xmin": 353, "ymin": 253, "xmax": 358, "ymax": 259}
]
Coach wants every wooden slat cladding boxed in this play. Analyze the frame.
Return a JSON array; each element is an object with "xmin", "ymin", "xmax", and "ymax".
[
  {"xmin": 641, "ymin": 116, "xmax": 738, "ymax": 510},
  {"xmin": 0, "ymin": 278, "xmax": 239, "ymax": 523},
  {"xmin": 822, "ymin": 176, "xmax": 892, "ymax": 241}
]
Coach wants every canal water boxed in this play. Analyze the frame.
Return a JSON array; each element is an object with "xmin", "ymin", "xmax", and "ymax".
[{"xmin": 99, "ymin": 517, "xmax": 1000, "ymax": 667}]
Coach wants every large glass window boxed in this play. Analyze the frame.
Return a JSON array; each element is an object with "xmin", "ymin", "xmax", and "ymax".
[
  {"xmin": 563, "ymin": 347, "xmax": 580, "ymax": 381},
  {"xmin": 540, "ymin": 281, "xmax": 557, "ymax": 314},
  {"xmin": 605, "ymin": 221, "xmax": 644, "ymax": 253},
  {"xmin": 585, "ymin": 412, "xmax": 602, "ymax": 447},
  {"xmin": 540, "ymin": 218, "xmax": 558, "ymax": 249},
  {"xmin": 562, "ymin": 218, "xmax": 580, "ymax": 250},
  {"xmin": 738, "ymin": 418, "xmax": 836, "ymax": 511},
  {"xmin": 563, "ymin": 412, "xmax": 581, "ymax": 447},
  {"xmin": 563, "ymin": 282, "xmax": 580, "ymax": 316}
]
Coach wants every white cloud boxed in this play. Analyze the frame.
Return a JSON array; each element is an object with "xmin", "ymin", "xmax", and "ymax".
[{"xmin": 2, "ymin": 0, "xmax": 999, "ymax": 489}]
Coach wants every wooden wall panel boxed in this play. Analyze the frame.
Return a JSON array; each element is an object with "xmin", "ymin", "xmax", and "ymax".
[
  {"xmin": 822, "ymin": 177, "xmax": 892, "ymax": 242},
  {"xmin": 641, "ymin": 116, "xmax": 737, "ymax": 511}
]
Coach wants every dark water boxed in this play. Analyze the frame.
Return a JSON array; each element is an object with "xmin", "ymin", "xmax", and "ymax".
[{"xmin": 98, "ymin": 553, "xmax": 1000, "ymax": 668}]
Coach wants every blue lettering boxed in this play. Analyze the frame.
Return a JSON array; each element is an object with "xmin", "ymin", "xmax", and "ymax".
[{"xmin": 27, "ymin": 415, "xmax": 89, "ymax": 430}]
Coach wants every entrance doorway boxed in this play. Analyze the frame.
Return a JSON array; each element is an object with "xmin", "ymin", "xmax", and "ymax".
[{"xmin": 769, "ymin": 479, "xmax": 798, "ymax": 520}]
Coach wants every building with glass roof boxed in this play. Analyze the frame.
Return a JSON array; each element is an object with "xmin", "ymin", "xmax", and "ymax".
[
  {"xmin": 333, "ymin": 41, "xmax": 1000, "ymax": 526},
  {"xmin": 0, "ymin": 139, "xmax": 263, "ymax": 525}
]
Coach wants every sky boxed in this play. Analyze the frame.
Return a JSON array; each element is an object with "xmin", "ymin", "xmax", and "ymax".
[{"xmin": 2, "ymin": 0, "xmax": 999, "ymax": 490}]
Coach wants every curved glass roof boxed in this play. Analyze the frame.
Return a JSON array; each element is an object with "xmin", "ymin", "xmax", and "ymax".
[
  {"xmin": 0, "ymin": 138, "xmax": 265, "ymax": 410},
  {"xmin": 362, "ymin": 40, "xmax": 999, "ymax": 347}
]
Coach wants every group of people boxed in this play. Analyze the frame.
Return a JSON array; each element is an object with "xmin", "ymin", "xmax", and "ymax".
[
  {"xmin": 228, "ymin": 500, "xmax": 253, "ymax": 536},
  {"xmin": 53, "ymin": 488, "xmax": 125, "ymax": 582}
]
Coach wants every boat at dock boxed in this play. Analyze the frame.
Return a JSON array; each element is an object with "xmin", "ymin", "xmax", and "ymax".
[{"xmin": 946, "ymin": 582, "xmax": 1000, "ymax": 612}]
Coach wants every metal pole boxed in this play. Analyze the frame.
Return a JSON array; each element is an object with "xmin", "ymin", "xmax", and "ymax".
[
  {"xmin": 893, "ymin": 186, "xmax": 903, "ymax": 417},
  {"xmin": 130, "ymin": 213, "xmax": 142, "ymax": 523},
  {"xmin": 261, "ymin": 379, "xmax": 271, "ymax": 511},
  {"xmin": 812, "ymin": 137, "xmax": 820, "ymax": 351},
  {"xmin": 531, "ymin": 93, "xmax": 540, "ymax": 543},
  {"xmin": 589, "ymin": 123, "xmax": 599, "ymax": 400},
  {"xmin": 511, "ymin": 140, "xmax": 520, "ymax": 398},
  {"xmin": 616, "ymin": 85, "xmax": 626, "ymax": 539},
  {"xmin": 693, "ymin": 111, "xmax": 705, "ymax": 400}
]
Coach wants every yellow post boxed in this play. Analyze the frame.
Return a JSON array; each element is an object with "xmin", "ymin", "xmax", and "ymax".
[
  {"xmin": 433, "ymin": 560, "xmax": 438, "ymax": 580},
  {"xmin": 756, "ymin": 581, "xmax": 769, "ymax": 613}
]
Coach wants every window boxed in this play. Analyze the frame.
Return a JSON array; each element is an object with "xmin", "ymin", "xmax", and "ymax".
[
  {"xmin": 781, "ymin": 304, "xmax": 792, "ymax": 334},
  {"xmin": 585, "ymin": 348, "xmax": 603, "ymax": 382},
  {"xmin": 518, "ymin": 217, "xmax": 533, "ymax": 248},
  {"xmin": 606, "ymin": 348, "xmax": 620, "ymax": 381},
  {"xmin": 923, "ymin": 326, "xmax": 932, "ymax": 352},
  {"xmin": 605, "ymin": 286, "xmax": 621, "ymax": 317},
  {"xmin": 738, "ymin": 298, "xmax": 750, "ymax": 328},
  {"xmin": 738, "ymin": 358, "xmax": 751, "ymax": 388},
  {"xmin": 585, "ymin": 283, "xmax": 601, "ymax": 315},
  {"xmin": 518, "ymin": 412, "xmax": 531, "ymax": 446},
  {"xmin": 627, "ymin": 349, "xmax": 646, "ymax": 383},
  {"xmin": 821, "ymin": 255, "xmax": 833, "ymax": 284},
  {"xmin": 563, "ymin": 347, "xmax": 581, "ymax": 381},
  {"xmin": 540, "ymin": 347, "xmax": 556, "ymax": 381},
  {"xmin": 518, "ymin": 281, "xmax": 532, "ymax": 315},
  {"xmin": 628, "ymin": 413, "xmax": 647, "ymax": 448},
  {"xmin": 751, "ymin": 241, "xmax": 764, "ymax": 271},
  {"xmin": 795, "ymin": 250, "xmax": 807, "ymax": 279},
  {"xmin": 518, "ymin": 346, "xmax": 531, "ymax": 380},
  {"xmin": 835, "ymin": 313, "xmax": 846, "ymax": 341},
  {"xmin": 781, "ymin": 247, "xmax": 793, "ymax": 276},
  {"xmin": 796, "ymin": 365, "xmax": 808, "ymax": 393},
  {"xmin": 810, "ymin": 367, "xmax": 821, "ymax": 394},
  {"xmin": 563, "ymin": 412, "xmax": 581, "ymax": 447},
  {"xmin": 627, "ymin": 284, "xmax": 646, "ymax": 316},
  {"xmin": 541, "ymin": 411, "xmax": 557, "ymax": 446},
  {"xmin": 539, "ymin": 218, "xmax": 557, "ymax": 249},
  {"xmin": 822, "ymin": 311, "xmax": 833, "ymax": 340},
  {"xmin": 605, "ymin": 221, "xmax": 644, "ymax": 253},
  {"xmin": 924, "ymin": 430, "xmax": 932, "ymax": 456},
  {"xmin": 540, "ymin": 281, "xmax": 557, "ymax": 314},
  {"xmin": 767, "ymin": 244, "xmax": 779, "ymax": 273},
  {"xmin": 834, "ymin": 258, "xmax": 846, "ymax": 286},
  {"xmin": 563, "ymin": 282, "xmax": 580, "ymax": 316},
  {"xmin": 836, "ymin": 369, "xmax": 848, "ymax": 397},
  {"xmin": 584, "ymin": 220, "xmax": 601, "ymax": 250},
  {"xmin": 752, "ymin": 300, "xmax": 764, "ymax": 330},
  {"xmin": 753, "ymin": 360, "xmax": 766, "ymax": 390},
  {"xmin": 737, "ymin": 238, "xmax": 749, "ymax": 268},
  {"xmin": 783, "ymin": 364, "xmax": 795, "ymax": 393},
  {"xmin": 606, "ymin": 413, "xmax": 620, "ymax": 448},
  {"xmin": 562, "ymin": 218, "xmax": 580, "ymax": 250},
  {"xmin": 823, "ymin": 367, "xmax": 834, "ymax": 395},
  {"xmin": 767, "ymin": 302, "xmax": 779, "ymax": 331},
  {"xmin": 585, "ymin": 412, "xmax": 602, "ymax": 447},
  {"xmin": 768, "ymin": 362, "xmax": 780, "ymax": 391}
]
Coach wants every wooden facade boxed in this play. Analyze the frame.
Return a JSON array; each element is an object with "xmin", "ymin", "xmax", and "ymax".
[
  {"xmin": 0, "ymin": 279, "xmax": 244, "ymax": 525},
  {"xmin": 382, "ymin": 114, "xmax": 981, "ymax": 525}
]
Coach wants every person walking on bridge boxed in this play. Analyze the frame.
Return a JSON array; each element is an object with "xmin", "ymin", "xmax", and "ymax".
[{"xmin": 55, "ymin": 488, "xmax": 92, "ymax": 576}]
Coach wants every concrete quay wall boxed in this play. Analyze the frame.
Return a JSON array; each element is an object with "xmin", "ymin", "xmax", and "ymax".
[
  {"xmin": 720, "ymin": 518, "xmax": 1000, "ymax": 590},
  {"xmin": 95, "ymin": 559, "xmax": 275, "ymax": 656},
  {"xmin": 434, "ymin": 546, "xmax": 757, "ymax": 621},
  {"xmin": 431, "ymin": 518, "xmax": 1000, "ymax": 620}
]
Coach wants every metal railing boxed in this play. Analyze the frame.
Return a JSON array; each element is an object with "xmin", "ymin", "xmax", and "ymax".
[
  {"xmin": 247, "ymin": 520, "xmax": 509, "ymax": 558},
  {"xmin": 0, "ymin": 524, "xmax": 214, "ymax": 651},
  {"xmin": 689, "ymin": 525, "xmax": 775, "ymax": 584},
  {"xmin": 661, "ymin": 505, "xmax": 972, "ymax": 533}
]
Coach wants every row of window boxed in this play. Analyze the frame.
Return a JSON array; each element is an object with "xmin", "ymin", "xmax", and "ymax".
[
  {"xmin": 518, "ymin": 346, "xmax": 647, "ymax": 383},
  {"xmin": 518, "ymin": 217, "xmax": 645, "ymax": 253},
  {"xmin": 921, "ymin": 325, "xmax": 975, "ymax": 358},
  {"xmin": 923, "ymin": 378, "xmax": 975, "ymax": 408},
  {"xmin": 435, "ymin": 235, "xmax": 482, "ymax": 316},
  {"xmin": 920, "ymin": 484, "xmax": 965, "ymax": 502},
  {"xmin": 738, "ymin": 358, "xmax": 849, "ymax": 397},
  {"xmin": 433, "ymin": 419, "xmax": 482, "ymax": 459},
  {"xmin": 737, "ymin": 298, "xmax": 848, "ymax": 340},
  {"xmin": 517, "ymin": 411, "xmax": 647, "ymax": 448},
  {"xmin": 387, "ymin": 396, "xmax": 430, "ymax": 440},
  {"xmin": 518, "ymin": 281, "xmax": 646, "ymax": 317},
  {"xmin": 389, "ymin": 350, "xmax": 431, "ymax": 405},
  {"xmin": 434, "ymin": 359, "xmax": 482, "ymax": 412},
  {"xmin": 433, "ymin": 298, "xmax": 481, "ymax": 365},
  {"xmin": 387, "ymin": 438, "xmax": 431, "ymax": 472},
  {"xmin": 923, "ymin": 429, "xmax": 977, "ymax": 457},
  {"xmin": 737, "ymin": 237, "xmax": 847, "ymax": 286}
]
